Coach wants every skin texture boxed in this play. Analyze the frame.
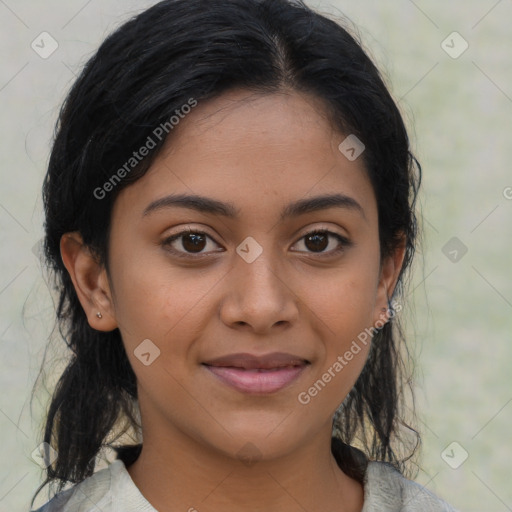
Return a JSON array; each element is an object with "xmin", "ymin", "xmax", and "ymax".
[{"xmin": 60, "ymin": 88, "xmax": 406, "ymax": 512}]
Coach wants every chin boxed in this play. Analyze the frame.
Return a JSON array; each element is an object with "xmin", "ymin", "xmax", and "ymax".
[{"xmin": 198, "ymin": 423, "xmax": 306, "ymax": 465}]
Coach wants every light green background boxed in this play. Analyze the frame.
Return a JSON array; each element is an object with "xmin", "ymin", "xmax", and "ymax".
[{"xmin": 0, "ymin": 1, "xmax": 511, "ymax": 510}]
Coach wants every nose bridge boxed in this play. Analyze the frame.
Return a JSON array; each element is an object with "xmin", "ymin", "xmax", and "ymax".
[
  {"xmin": 236, "ymin": 237, "xmax": 285, "ymax": 299},
  {"xmin": 221, "ymin": 235, "xmax": 298, "ymax": 330}
]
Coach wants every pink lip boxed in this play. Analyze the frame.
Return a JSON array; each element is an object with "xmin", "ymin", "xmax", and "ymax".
[
  {"xmin": 202, "ymin": 352, "xmax": 310, "ymax": 394},
  {"xmin": 204, "ymin": 364, "xmax": 308, "ymax": 394}
]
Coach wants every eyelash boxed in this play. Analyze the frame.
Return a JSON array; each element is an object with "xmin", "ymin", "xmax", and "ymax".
[{"xmin": 162, "ymin": 227, "xmax": 352, "ymax": 260}]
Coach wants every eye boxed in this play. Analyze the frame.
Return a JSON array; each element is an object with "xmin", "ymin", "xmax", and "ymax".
[
  {"xmin": 162, "ymin": 227, "xmax": 352, "ymax": 260},
  {"xmin": 291, "ymin": 229, "xmax": 351, "ymax": 256},
  {"xmin": 162, "ymin": 228, "xmax": 223, "ymax": 259}
]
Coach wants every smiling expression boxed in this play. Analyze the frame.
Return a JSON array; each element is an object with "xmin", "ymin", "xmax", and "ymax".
[{"xmin": 100, "ymin": 88, "xmax": 397, "ymax": 460}]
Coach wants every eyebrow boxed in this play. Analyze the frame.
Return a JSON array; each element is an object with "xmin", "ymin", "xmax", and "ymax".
[{"xmin": 142, "ymin": 192, "xmax": 366, "ymax": 222}]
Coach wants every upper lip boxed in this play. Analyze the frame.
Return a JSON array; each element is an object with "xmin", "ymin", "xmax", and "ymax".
[{"xmin": 202, "ymin": 352, "xmax": 310, "ymax": 370}]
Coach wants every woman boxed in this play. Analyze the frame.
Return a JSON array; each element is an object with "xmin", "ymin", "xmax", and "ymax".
[{"xmin": 30, "ymin": 0, "xmax": 458, "ymax": 510}]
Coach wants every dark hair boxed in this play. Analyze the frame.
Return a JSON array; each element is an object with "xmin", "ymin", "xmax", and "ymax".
[{"xmin": 31, "ymin": 0, "xmax": 421, "ymax": 507}]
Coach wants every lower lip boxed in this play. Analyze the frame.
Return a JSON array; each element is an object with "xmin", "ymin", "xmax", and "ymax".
[{"xmin": 203, "ymin": 364, "xmax": 308, "ymax": 394}]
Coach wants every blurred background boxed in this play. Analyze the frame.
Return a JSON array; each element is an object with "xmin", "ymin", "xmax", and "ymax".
[{"xmin": 0, "ymin": 1, "xmax": 511, "ymax": 510}]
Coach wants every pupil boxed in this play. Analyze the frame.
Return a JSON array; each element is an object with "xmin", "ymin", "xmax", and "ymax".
[
  {"xmin": 183, "ymin": 233, "xmax": 205, "ymax": 252},
  {"xmin": 306, "ymin": 233, "xmax": 328, "ymax": 252}
]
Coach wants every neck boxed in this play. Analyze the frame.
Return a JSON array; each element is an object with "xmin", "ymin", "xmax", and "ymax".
[{"xmin": 126, "ymin": 420, "xmax": 363, "ymax": 512}]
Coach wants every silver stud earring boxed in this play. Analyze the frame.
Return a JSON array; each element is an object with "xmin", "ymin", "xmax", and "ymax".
[{"xmin": 96, "ymin": 312, "xmax": 102, "ymax": 319}]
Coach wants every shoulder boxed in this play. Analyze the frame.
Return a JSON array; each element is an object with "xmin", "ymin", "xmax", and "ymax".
[
  {"xmin": 31, "ymin": 461, "xmax": 117, "ymax": 512},
  {"xmin": 362, "ymin": 461, "xmax": 460, "ymax": 512},
  {"xmin": 31, "ymin": 459, "xmax": 155, "ymax": 512}
]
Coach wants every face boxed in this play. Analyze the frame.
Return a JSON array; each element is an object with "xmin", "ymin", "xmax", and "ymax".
[{"xmin": 86, "ymin": 89, "xmax": 402, "ymax": 461}]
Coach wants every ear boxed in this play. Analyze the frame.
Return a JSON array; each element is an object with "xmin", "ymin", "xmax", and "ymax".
[
  {"xmin": 372, "ymin": 233, "xmax": 407, "ymax": 327},
  {"xmin": 60, "ymin": 232, "xmax": 118, "ymax": 332}
]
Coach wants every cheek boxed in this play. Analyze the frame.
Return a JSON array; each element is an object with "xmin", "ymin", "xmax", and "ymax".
[
  {"xmin": 295, "ymin": 258, "xmax": 379, "ymax": 399},
  {"xmin": 109, "ymin": 250, "xmax": 221, "ymax": 358},
  {"xmin": 294, "ymin": 289, "xmax": 373, "ymax": 427},
  {"xmin": 304, "ymin": 260, "xmax": 380, "ymax": 340},
  {"xmin": 110, "ymin": 263, "xmax": 217, "ymax": 407}
]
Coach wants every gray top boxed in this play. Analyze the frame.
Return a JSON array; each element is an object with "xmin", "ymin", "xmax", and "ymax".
[{"xmin": 33, "ymin": 459, "xmax": 459, "ymax": 511}]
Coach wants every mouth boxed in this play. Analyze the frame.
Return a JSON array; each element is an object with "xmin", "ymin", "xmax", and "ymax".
[{"xmin": 202, "ymin": 352, "xmax": 310, "ymax": 394}]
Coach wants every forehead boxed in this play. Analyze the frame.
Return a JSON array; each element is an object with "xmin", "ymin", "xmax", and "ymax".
[{"xmin": 112, "ymin": 89, "xmax": 377, "ymax": 225}]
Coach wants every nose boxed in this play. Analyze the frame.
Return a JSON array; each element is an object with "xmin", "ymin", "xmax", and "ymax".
[{"xmin": 219, "ymin": 242, "xmax": 299, "ymax": 334}]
